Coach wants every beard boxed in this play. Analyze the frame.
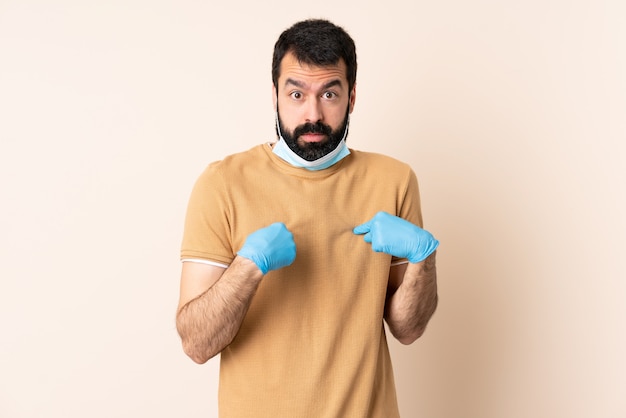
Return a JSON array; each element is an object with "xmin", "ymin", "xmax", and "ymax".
[{"xmin": 276, "ymin": 106, "xmax": 350, "ymax": 161}]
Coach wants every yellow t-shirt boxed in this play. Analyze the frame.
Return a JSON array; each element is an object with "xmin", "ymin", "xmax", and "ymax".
[{"xmin": 181, "ymin": 144, "xmax": 424, "ymax": 418}]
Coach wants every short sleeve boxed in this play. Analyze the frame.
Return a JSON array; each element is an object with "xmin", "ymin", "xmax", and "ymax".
[
  {"xmin": 398, "ymin": 168, "xmax": 424, "ymax": 228},
  {"xmin": 391, "ymin": 168, "xmax": 424, "ymax": 265},
  {"xmin": 180, "ymin": 162, "xmax": 235, "ymax": 265}
]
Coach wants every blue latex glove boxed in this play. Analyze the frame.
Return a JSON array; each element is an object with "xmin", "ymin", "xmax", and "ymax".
[
  {"xmin": 353, "ymin": 211, "xmax": 439, "ymax": 263},
  {"xmin": 237, "ymin": 222, "xmax": 296, "ymax": 274}
]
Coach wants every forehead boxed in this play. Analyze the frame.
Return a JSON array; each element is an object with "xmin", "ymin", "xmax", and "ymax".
[{"xmin": 279, "ymin": 52, "xmax": 348, "ymax": 87}]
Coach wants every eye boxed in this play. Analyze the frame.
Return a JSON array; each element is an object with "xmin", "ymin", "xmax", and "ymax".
[
  {"xmin": 322, "ymin": 91, "xmax": 337, "ymax": 100},
  {"xmin": 290, "ymin": 91, "xmax": 303, "ymax": 100}
]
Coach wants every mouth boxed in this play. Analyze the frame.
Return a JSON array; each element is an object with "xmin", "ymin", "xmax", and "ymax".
[{"xmin": 299, "ymin": 133, "xmax": 327, "ymax": 143}]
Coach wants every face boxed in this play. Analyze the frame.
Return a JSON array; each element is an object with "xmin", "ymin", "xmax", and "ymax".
[{"xmin": 273, "ymin": 52, "xmax": 356, "ymax": 161}]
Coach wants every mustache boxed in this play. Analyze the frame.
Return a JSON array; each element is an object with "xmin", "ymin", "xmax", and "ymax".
[{"xmin": 293, "ymin": 121, "xmax": 332, "ymax": 138}]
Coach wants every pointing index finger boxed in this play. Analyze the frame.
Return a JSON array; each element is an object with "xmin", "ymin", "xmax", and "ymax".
[{"xmin": 353, "ymin": 221, "xmax": 371, "ymax": 235}]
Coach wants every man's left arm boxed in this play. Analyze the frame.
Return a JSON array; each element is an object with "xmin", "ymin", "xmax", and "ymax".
[
  {"xmin": 354, "ymin": 211, "xmax": 439, "ymax": 344},
  {"xmin": 385, "ymin": 254, "xmax": 438, "ymax": 344}
]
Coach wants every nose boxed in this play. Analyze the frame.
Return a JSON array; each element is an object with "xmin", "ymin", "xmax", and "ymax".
[{"xmin": 304, "ymin": 97, "xmax": 323, "ymax": 123}]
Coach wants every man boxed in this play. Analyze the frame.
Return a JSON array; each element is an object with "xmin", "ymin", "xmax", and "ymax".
[{"xmin": 176, "ymin": 19, "xmax": 439, "ymax": 418}]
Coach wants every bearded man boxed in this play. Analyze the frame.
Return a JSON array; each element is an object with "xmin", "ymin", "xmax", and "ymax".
[{"xmin": 176, "ymin": 19, "xmax": 439, "ymax": 418}]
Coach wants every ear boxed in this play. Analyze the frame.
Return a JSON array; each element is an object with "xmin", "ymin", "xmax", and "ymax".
[{"xmin": 349, "ymin": 83, "xmax": 357, "ymax": 113}]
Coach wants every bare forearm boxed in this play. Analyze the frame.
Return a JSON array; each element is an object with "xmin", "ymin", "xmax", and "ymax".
[
  {"xmin": 176, "ymin": 257, "xmax": 263, "ymax": 363},
  {"xmin": 385, "ymin": 252, "xmax": 438, "ymax": 344}
]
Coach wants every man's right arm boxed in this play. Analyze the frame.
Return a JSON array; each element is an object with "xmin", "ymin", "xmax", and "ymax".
[
  {"xmin": 176, "ymin": 222, "xmax": 297, "ymax": 363},
  {"xmin": 176, "ymin": 257, "xmax": 265, "ymax": 364}
]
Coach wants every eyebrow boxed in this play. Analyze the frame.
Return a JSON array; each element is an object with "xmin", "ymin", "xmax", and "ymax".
[{"xmin": 284, "ymin": 78, "xmax": 344, "ymax": 91}]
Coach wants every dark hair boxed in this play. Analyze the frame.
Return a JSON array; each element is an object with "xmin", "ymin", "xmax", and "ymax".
[{"xmin": 272, "ymin": 19, "xmax": 357, "ymax": 92}]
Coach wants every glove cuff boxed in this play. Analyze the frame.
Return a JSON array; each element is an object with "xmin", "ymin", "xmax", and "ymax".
[
  {"xmin": 237, "ymin": 249, "xmax": 269, "ymax": 274},
  {"xmin": 408, "ymin": 239, "xmax": 440, "ymax": 263}
]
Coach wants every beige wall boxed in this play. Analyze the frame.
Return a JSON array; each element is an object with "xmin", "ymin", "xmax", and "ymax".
[{"xmin": 1, "ymin": 0, "xmax": 624, "ymax": 417}]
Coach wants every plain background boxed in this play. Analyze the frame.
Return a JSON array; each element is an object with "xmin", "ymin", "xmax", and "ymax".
[{"xmin": 1, "ymin": 0, "xmax": 625, "ymax": 417}]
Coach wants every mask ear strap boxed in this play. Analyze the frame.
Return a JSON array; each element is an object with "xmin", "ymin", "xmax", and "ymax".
[
  {"xmin": 340, "ymin": 115, "xmax": 350, "ymax": 142},
  {"xmin": 274, "ymin": 84, "xmax": 283, "ymax": 140},
  {"xmin": 275, "ymin": 110, "xmax": 285, "ymax": 141},
  {"xmin": 274, "ymin": 86, "xmax": 280, "ymax": 112}
]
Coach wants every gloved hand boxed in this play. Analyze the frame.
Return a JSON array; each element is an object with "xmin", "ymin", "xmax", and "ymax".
[
  {"xmin": 353, "ymin": 211, "xmax": 439, "ymax": 263},
  {"xmin": 237, "ymin": 222, "xmax": 296, "ymax": 274}
]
